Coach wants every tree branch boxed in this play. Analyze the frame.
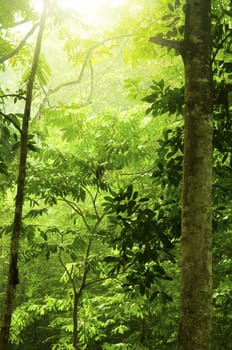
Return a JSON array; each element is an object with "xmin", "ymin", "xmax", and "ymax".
[
  {"xmin": 120, "ymin": 168, "xmax": 153, "ymax": 176},
  {"xmin": 81, "ymin": 184, "xmax": 101, "ymax": 220},
  {"xmin": 0, "ymin": 18, "xmax": 34, "ymax": 30},
  {"xmin": 212, "ymin": 32, "xmax": 232, "ymax": 63},
  {"xmin": 50, "ymin": 34, "xmax": 133, "ymax": 95},
  {"xmin": 77, "ymin": 239, "xmax": 92, "ymax": 296},
  {"xmin": 60, "ymin": 197, "xmax": 91, "ymax": 230},
  {"xmin": 36, "ymin": 33, "xmax": 133, "ymax": 117},
  {"xmin": 88, "ymin": 58, "xmax": 94, "ymax": 102},
  {"xmin": 0, "ymin": 111, "xmax": 22, "ymax": 134},
  {"xmin": 58, "ymin": 246, "xmax": 77, "ymax": 293},
  {"xmin": 0, "ymin": 22, "xmax": 40, "ymax": 64},
  {"xmin": 219, "ymin": 3, "xmax": 232, "ymax": 18},
  {"xmin": 149, "ymin": 36, "xmax": 183, "ymax": 54},
  {"xmin": 0, "ymin": 93, "xmax": 26, "ymax": 101}
]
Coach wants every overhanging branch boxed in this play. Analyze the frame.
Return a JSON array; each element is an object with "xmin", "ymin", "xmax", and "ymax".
[
  {"xmin": 0, "ymin": 22, "xmax": 40, "ymax": 64},
  {"xmin": 36, "ymin": 33, "xmax": 133, "ymax": 116}
]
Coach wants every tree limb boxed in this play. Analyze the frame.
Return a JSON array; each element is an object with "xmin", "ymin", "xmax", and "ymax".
[
  {"xmin": 88, "ymin": 58, "xmax": 94, "ymax": 103},
  {"xmin": 0, "ymin": 22, "xmax": 40, "ymax": 64},
  {"xmin": 36, "ymin": 33, "xmax": 133, "ymax": 117},
  {"xmin": 0, "ymin": 111, "xmax": 22, "ymax": 134},
  {"xmin": 0, "ymin": 18, "xmax": 34, "ymax": 30},
  {"xmin": 149, "ymin": 36, "xmax": 183, "ymax": 54},
  {"xmin": 0, "ymin": 93, "xmax": 26, "ymax": 101},
  {"xmin": 51, "ymin": 34, "xmax": 133, "ymax": 94}
]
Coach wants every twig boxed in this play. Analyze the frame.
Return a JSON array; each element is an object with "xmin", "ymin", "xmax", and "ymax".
[
  {"xmin": 81, "ymin": 184, "xmax": 100, "ymax": 219},
  {"xmin": 212, "ymin": 32, "xmax": 232, "ymax": 63},
  {"xmin": 120, "ymin": 168, "xmax": 153, "ymax": 176},
  {"xmin": 59, "ymin": 197, "xmax": 91, "ymax": 230}
]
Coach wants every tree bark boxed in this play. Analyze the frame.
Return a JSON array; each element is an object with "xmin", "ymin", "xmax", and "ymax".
[
  {"xmin": 149, "ymin": 0, "xmax": 213, "ymax": 348},
  {"xmin": 0, "ymin": 4, "xmax": 47, "ymax": 349},
  {"xmin": 178, "ymin": 1, "xmax": 213, "ymax": 349}
]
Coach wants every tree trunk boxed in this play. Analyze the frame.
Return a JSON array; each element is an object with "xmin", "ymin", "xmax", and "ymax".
[
  {"xmin": 73, "ymin": 239, "xmax": 92, "ymax": 349},
  {"xmin": 178, "ymin": 1, "xmax": 213, "ymax": 349},
  {"xmin": 149, "ymin": 2, "xmax": 213, "ymax": 347},
  {"xmin": 0, "ymin": 5, "xmax": 47, "ymax": 349},
  {"xmin": 73, "ymin": 291, "xmax": 79, "ymax": 350}
]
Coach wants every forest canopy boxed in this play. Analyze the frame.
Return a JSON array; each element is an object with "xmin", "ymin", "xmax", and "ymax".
[{"xmin": 0, "ymin": 0, "xmax": 232, "ymax": 349}]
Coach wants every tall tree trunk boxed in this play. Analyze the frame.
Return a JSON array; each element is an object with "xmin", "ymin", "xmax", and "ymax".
[
  {"xmin": 150, "ymin": 1, "xmax": 213, "ymax": 349},
  {"xmin": 178, "ymin": 1, "xmax": 213, "ymax": 349},
  {"xmin": 0, "ymin": 4, "xmax": 47, "ymax": 349}
]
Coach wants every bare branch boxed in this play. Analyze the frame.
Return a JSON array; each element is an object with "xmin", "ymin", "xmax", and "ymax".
[
  {"xmin": 0, "ymin": 93, "xmax": 26, "ymax": 100},
  {"xmin": 149, "ymin": 36, "xmax": 183, "ymax": 53}
]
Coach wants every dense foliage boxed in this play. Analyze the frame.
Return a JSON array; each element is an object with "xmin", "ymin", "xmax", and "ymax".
[{"xmin": 0, "ymin": 0, "xmax": 232, "ymax": 349}]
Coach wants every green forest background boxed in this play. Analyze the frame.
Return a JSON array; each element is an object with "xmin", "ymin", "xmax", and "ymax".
[{"xmin": 0, "ymin": 0, "xmax": 231, "ymax": 349}]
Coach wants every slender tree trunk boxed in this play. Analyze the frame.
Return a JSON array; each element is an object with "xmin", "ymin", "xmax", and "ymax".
[
  {"xmin": 178, "ymin": 1, "xmax": 213, "ymax": 349},
  {"xmin": 0, "ymin": 4, "xmax": 47, "ymax": 349},
  {"xmin": 73, "ymin": 239, "xmax": 92, "ymax": 350}
]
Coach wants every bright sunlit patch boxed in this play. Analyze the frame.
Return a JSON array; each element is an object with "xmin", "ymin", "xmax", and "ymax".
[
  {"xmin": 34, "ymin": 0, "xmax": 125, "ymax": 27},
  {"xmin": 58, "ymin": 0, "xmax": 124, "ymax": 25},
  {"xmin": 58, "ymin": 0, "xmax": 124, "ymax": 10}
]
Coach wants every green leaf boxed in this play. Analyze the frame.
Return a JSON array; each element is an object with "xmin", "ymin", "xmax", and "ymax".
[
  {"xmin": 126, "ymin": 184, "xmax": 133, "ymax": 199},
  {"xmin": 24, "ymin": 208, "xmax": 48, "ymax": 218},
  {"xmin": 168, "ymin": 3, "xmax": 175, "ymax": 12},
  {"xmin": 150, "ymin": 291, "xmax": 159, "ymax": 302}
]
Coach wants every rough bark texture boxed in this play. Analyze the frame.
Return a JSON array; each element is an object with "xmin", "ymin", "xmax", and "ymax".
[
  {"xmin": 178, "ymin": 0, "xmax": 213, "ymax": 349},
  {"xmin": 0, "ymin": 5, "xmax": 47, "ymax": 349}
]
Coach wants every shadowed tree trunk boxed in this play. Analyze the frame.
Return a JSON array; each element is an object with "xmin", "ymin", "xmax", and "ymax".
[
  {"xmin": 150, "ymin": 1, "xmax": 213, "ymax": 349},
  {"xmin": 0, "ymin": 3, "xmax": 47, "ymax": 349}
]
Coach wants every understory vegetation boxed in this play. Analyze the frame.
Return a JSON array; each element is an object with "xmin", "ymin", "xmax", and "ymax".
[{"xmin": 0, "ymin": 0, "xmax": 232, "ymax": 349}]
